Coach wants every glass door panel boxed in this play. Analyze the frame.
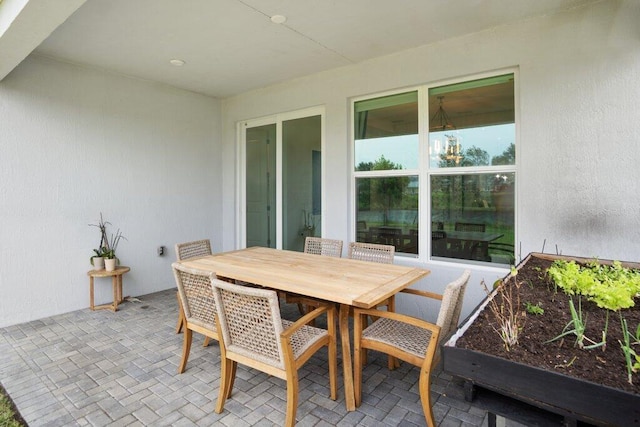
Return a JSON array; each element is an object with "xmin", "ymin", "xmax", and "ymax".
[
  {"xmin": 282, "ymin": 115, "xmax": 322, "ymax": 251},
  {"xmin": 246, "ymin": 124, "xmax": 276, "ymax": 248}
]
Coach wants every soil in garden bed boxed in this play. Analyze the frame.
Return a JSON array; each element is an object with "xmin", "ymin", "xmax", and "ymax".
[{"xmin": 456, "ymin": 256, "xmax": 640, "ymax": 395}]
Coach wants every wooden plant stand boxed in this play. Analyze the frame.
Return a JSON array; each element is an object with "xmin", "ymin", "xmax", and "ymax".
[{"xmin": 87, "ymin": 266, "xmax": 130, "ymax": 312}]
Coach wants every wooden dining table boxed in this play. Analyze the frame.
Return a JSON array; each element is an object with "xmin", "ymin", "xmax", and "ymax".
[{"xmin": 177, "ymin": 246, "xmax": 430, "ymax": 411}]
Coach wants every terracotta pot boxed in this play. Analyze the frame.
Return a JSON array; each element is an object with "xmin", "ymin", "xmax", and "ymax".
[{"xmin": 105, "ymin": 258, "xmax": 117, "ymax": 271}]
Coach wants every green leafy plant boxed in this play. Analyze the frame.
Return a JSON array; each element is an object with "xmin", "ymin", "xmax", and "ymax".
[
  {"xmin": 89, "ymin": 213, "xmax": 126, "ymax": 261},
  {"xmin": 547, "ymin": 259, "xmax": 640, "ymax": 311},
  {"xmin": 546, "ymin": 297, "xmax": 607, "ymax": 350},
  {"xmin": 546, "ymin": 258, "xmax": 640, "ymax": 358},
  {"xmin": 619, "ymin": 315, "xmax": 640, "ymax": 385},
  {"xmin": 89, "ymin": 213, "xmax": 110, "ymax": 265},
  {"xmin": 524, "ymin": 301, "xmax": 544, "ymax": 315}
]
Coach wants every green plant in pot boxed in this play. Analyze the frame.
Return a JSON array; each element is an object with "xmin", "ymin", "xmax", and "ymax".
[
  {"xmin": 89, "ymin": 213, "xmax": 109, "ymax": 270},
  {"xmin": 103, "ymin": 229, "xmax": 126, "ymax": 271},
  {"xmin": 89, "ymin": 213, "xmax": 126, "ymax": 271},
  {"xmin": 90, "ymin": 247, "xmax": 107, "ymax": 270}
]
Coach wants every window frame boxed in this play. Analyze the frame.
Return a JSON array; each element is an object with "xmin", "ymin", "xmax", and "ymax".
[{"xmin": 351, "ymin": 68, "xmax": 518, "ymax": 265}]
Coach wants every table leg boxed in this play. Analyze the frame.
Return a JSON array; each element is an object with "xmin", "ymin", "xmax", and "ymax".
[
  {"xmin": 117, "ymin": 274, "xmax": 123, "ymax": 303},
  {"xmin": 112, "ymin": 276, "xmax": 118, "ymax": 311},
  {"xmin": 90, "ymin": 276, "xmax": 95, "ymax": 310},
  {"xmin": 339, "ymin": 304, "xmax": 356, "ymax": 411}
]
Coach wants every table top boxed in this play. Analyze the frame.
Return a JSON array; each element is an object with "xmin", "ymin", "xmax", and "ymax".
[
  {"xmin": 444, "ymin": 231, "xmax": 504, "ymax": 242},
  {"xmin": 87, "ymin": 266, "xmax": 130, "ymax": 277},
  {"xmin": 177, "ymin": 247, "xmax": 429, "ymax": 308}
]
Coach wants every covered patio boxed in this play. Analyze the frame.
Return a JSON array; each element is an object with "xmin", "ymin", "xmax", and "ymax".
[
  {"xmin": 0, "ymin": 290, "xmax": 501, "ymax": 426},
  {"xmin": 2, "ymin": 0, "xmax": 639, "ymax": 425}
]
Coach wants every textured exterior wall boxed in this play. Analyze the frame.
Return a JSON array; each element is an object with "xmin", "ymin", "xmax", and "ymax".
[
  {"xmin": 0, "ymin": 55, "xmax": 221, "ymax": 327},
  {"xmin": 221, "ymin": 0, "xmax": 640, "ymax": 321}
]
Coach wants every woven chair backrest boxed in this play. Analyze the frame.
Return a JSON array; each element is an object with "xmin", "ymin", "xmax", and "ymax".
[
  {"xmin": 304, "ymin": 237, "xmax": 343, "ymax": 257},
  {"xmin": 175, "ymin": 239, "xmax": 212, "ymax": 261},
  {"xmin": 348, "ymin": 242, "xmax": 394, "ymax": 264},
  {"xmin": 211, "ymin": 280, "xmax": 285, "ymax": 369},
  {"xmin": 172, "ymin": 263, "xmax": 217, "ymax": 330},
  {"xmin": 435, "ymin": 269, "xmax": 471, "ymax": 343}
]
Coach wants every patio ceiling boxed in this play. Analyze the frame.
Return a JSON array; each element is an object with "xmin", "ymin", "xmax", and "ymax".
[{"xmin": 1, "ymin": 0, "xmax": 599, "ymax": 98}]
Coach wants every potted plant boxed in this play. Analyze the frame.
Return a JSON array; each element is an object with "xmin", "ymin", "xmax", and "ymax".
[
  {"xmin": 90, "ymin": 248, "xmax": 106, "ymax": 270},
  {"xmin": 89, "ymin": 213, "xmax": 126, "ymax": 271},
  {"xmin": 443, "ymin": 252, "xmax": 640, "ymax": 426}
]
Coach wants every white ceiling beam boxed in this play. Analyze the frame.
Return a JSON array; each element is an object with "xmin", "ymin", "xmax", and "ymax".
[{"xmin": 0, "ymin": 0, "xmax": 86, "ymax": 81}]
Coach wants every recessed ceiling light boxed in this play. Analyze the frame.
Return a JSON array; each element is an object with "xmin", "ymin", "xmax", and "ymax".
[
  {"xmin": 270, "ymin": 15, "xmax": 287, "ymax": 24},
  {"xmin": 169, "ymin": 59, "xmax": 185, "ymax": 66}
]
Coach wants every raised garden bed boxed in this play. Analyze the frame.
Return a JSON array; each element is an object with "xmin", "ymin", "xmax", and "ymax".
[{"xmin": 443, "ymin": 252, "xmax": 640, "ymax": 426}]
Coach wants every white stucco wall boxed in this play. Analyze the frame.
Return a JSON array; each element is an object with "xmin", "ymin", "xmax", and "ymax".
[
  {"xmin": 0, "ymin": 55, "xmax": 221, "ymax": 328},
  {"xmin": 221, "ymin": 0, "xmax": 640, "ymax": 322}
]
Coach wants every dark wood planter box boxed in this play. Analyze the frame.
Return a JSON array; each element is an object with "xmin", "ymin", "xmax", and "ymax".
[{"xmin": 443, "ymin": 253, "xmax": 640, "ymax": 427}]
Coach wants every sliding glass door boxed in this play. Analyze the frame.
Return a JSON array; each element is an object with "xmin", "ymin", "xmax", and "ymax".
[
  {"xmin": 245, "ymin": 123, "xmax": 276, "ymax": 248},
  {"xmin": 241, "ymin": 107, "xmax": 323, "ymax": 252}
]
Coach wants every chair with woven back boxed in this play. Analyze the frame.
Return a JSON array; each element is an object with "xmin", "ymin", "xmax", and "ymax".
[
  {"xmin": 286, "ymin": 237, "xmax": 344, "ymax": 314},
  {"xmin": 347, "ymin": 241, "xmax": 396, "ymax": 367},
  {"xmin": 348, "ymin": 241, "xmax": 395, "ymax": 264},
  {"xmin": 171, "ymin": 262, "xmax": 219, "ymax": 374},
  {"xmin": 304, "ymin": 236, "xmax": 343, "ymax": 257},
  {"xmin": 211, "ymin": 280, "xmax": 338, "ymax": 427},
  {"xmin": 353, "ymin": 269, "xmax": 471, "ymax": 426},
  {"xmin": 348, "ymin": 242, "xmax": 395, "ymax": 310},
  {"xmin": 175, "ymin": 239, "xmax": 213, "ymax": 346}
]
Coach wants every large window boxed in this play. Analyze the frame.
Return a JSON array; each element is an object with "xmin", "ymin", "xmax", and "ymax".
[
  {"xmin": 354, "ymin": 91, "xmax": 420, "ymax": 255},
  {"xmin": 353, "ymin": 73, "xmax": 516, "ymax": 265}
]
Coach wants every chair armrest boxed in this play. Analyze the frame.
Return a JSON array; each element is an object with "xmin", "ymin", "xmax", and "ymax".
[
  {"xmin": 353, "ymin": 307, "xmax": 440, "ymax": 335},
  {"xmin": 280, "ymin": 304, "xmax": 335, "ymax": 340},
  {"xmin": 400, "ymin": 288, "xmax": 443, "ymax": 301}
]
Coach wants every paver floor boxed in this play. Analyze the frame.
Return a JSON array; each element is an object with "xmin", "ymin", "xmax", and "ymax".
[{"xmin": 0, "ymin": 289, "xmax": 520, "ymax": 426}]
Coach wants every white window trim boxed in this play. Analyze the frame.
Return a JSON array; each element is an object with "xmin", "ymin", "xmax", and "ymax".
[{"xmin": 350, "ymin": 67, "xmax": 519, "ymax": 266}]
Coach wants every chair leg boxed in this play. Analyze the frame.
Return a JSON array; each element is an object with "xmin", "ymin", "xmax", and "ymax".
[
  {"xmin": 296, "ymin": 302, "xmax": 305, "ymax": 315},
  {"xmin": 226, "ymin": 361, "xmax": 236, "ymax": 399},
  {"xmin": 285, "ymin": 371, "xmax": 299, "ymax": 427},
  {"xmin": 175, "ymin": 292, "xmax": 185, "ymax": 334},
  {"xmin": 216, "ymin": 357, "xmax": 236, "ymax": 414},
  {"xmin": 177, "ymin": 328, "xmax": 192, "ymax": 374},
  {"xmin": 203, "ymin": 336, "xmax": 210, "ymax": 347},
  {"xmin": 419, "ymin": 364, "xmax": 436, "ymax": 427}
]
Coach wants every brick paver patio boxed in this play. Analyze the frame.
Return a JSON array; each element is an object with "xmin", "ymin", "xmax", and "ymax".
[{"xmin": 0, "ymin": 289, "xmax": 518, "ymax": 426}]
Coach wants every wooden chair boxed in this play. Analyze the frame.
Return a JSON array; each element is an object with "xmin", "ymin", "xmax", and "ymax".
[
  {"xmin": 175, "ymin": 239, "xmax": 213, "ymax": 345},
  {"xmin": 348, "ymin": 241, "xmax": 396, "ymax": 367},
  {"xmin": 304, "ymin": 236, "xmax": 343, "ymax": 257},
  {"xmin": 171, "ymin": 262, "xmax": 219, "ymax": 374},
  {"xmin": 286, "ymin": 237, "xmax": 343, "ymax": 315},
  {"xmin": 353, "ymin": 269, "xmax": 471, "ymax": 426},
  {"xmin": 348, "ymin": 241, "xmax": 394, "ymax": 264},
  {"xmin": 211, "ymin": 280, "xmax": 337, "ymax": 427},
  {"xmin": 348, "ymin": 241, "xmax": 395, "ymax": 309}
]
